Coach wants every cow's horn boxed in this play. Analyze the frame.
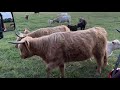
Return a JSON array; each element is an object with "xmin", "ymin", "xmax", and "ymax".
[
  {"xmin": 116, "ymin": 29, "xmax": 120, "ymax": 33},
  {"xmin": 15, "ymin": 31, "xmax": 25, "ymax": 38},
  {"xmin": 8, "ymin": 41, "xmax": 25, "ymax": 44}
]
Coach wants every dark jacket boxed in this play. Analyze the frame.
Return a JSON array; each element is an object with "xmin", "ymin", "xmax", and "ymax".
[{"xmin": 0, "ymin": 13, "xmax": 4, "ymax": 39}]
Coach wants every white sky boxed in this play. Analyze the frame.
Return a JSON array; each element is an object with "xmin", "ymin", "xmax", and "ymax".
[{"xmin": 0, "ymin": 12, "xmax": 12, "ymax": 19}]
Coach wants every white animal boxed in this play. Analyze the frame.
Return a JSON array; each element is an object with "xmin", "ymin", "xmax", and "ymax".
[
  {"xmin": 107, "ymin": 39, "xmax": 120, "ymax": 57},
  {"xmin": 90, "ymin": 39, "xmax": 120, "ymax": 62},
  {"xmin": 48, "ymin": 13, "xmax": 71, "ymax": 25}
]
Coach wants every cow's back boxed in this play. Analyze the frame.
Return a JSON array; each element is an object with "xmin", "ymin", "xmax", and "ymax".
[{"xmin": 47, "ymin": 28, "xmax": 99, "ymax": 62}]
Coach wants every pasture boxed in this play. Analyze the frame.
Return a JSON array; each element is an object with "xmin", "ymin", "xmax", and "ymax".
[{"xmin": 0, "ymin": 12, "xmax": 120, "ymax": 78}]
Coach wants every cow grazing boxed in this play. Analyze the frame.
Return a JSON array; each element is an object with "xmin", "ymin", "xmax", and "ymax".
[
  {"xmin": 57, "ymin": 13, "xmax": 68, "ymax": 17},
  {"xmin": 15, "ymin": 25, "xmax": 70, "ymax": 48},
  {"xmin": 107, "ymin": 39, "xmax": 120, "ymax": 57},
  {"xmin": 77, "ymin": 18, "xmax": 87, "ymax": 30},
  {"xmin": 10, "ymin": 27, "xmax": 108, "ymax": 78},
  {"xmin": 48, "ymin": 14, "xmax": 71, "ymax": 25}
]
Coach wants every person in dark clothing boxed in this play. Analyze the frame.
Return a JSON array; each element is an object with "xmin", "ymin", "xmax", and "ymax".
[{"xmin": 0, "ymin": 13, "xmax": 4, "ymax": 39}]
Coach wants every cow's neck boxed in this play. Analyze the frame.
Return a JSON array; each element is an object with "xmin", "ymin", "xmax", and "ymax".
[{"xmin": 29, "ymin": 38, "xmax": 48, "ymax": 59}]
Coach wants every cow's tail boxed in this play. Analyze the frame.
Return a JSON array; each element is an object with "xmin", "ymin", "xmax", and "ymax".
[{"xmin": 103, "ymin": 50, "xmax": 108, "ymax": 67}]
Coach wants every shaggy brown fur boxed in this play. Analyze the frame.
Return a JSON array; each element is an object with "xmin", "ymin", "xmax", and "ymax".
[
  {"xmin": 15, "ymin": 25, "xmax": 70, "ymax": 48},
  {"xmin": 15, "ymin": 27, "xmax": 108, "ymax": 78}
]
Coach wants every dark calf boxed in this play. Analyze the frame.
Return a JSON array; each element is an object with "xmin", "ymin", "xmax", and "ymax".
[
  {"xmin": 25, "ymin": 15, "xmax": 29, "ymax": 20},
  {"xmin": 67, "ymin": 25, "xmax": 78, "ymax": 31},
  {"xmin": 77, "ymin": 18, "xmax": 87, "ymax": 30}
]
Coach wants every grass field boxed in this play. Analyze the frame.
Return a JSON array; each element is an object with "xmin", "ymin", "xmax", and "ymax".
[{"xmin": 0, "ymin": 12, "xmax": 120, "ymax": 78}]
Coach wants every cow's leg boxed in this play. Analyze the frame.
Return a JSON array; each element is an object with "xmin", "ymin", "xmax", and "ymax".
[
  {"xmin": 59, "ymin": 64, "xmax": 64, "ymax": 78},
  {"xmin": 95, "ymin": 56, "xmax": 104, "ymax": 75},
  {"xmin": 94, "ymin": 52, "xmax": 104, "ymax": 75},
  {"xmin": 46, "ymin": 66, "xmax": 50, "ymax": 78},
  {"xmin": 80, "ymin": 27, "xmax": 82, "ymax": 30},
  {"xmin": 95, "ymin": 50, "xmax": 108, "ymax": 70},
  {"xmin": 83, "ymin": 25, "xmax": 85, "ymax": 30},
  {"xmin": 46, "ymin": 62, "xmax": 57, "ymax": 78},
  {"xmin": 96, "ymin": 59, "xmax": 102, "ymax": 75}
]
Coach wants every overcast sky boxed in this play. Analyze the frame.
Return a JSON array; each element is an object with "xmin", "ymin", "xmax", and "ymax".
[{"xmin": 0, "ymin": 12, "xmax": 13, "ymax": 19}]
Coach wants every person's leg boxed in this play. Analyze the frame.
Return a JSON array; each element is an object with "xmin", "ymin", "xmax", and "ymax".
[
  {"xmin": 4, "ymin": 24, "xmax": 7, "ymax": 31},
  {"xmin": 0, "ymin": 32, "xmax": 3, "ymax": 39}
]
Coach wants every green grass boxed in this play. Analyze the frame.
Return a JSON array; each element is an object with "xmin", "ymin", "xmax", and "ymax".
[{"xmin": 0, "ymin": 12, "xmax": 120, "ymax": 78}]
